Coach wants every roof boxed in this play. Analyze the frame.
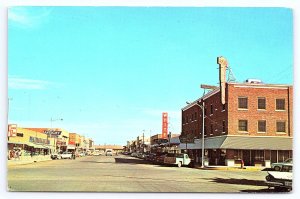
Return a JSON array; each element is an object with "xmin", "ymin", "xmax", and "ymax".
[
  {"xmin": 179, "ymin": 135, "xmax": 292, "ymax": 150},
  {"xmin": 182, "ymin": 82, "xmax": 293, "ymax": 112}
]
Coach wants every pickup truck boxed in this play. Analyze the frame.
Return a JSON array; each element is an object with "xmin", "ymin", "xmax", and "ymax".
[
  {"xmin": 266, "ymin": 163, "xmax": 292, "ymax": 191},
  {"xmin": 164, "ymin": 153, "xmax": 191, "ymax": 167}
]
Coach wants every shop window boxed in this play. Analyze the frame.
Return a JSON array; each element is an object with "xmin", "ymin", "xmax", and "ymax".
[
  {"xmin": 258, "ymin": 120, "xmax": 266, "ymax": 132},
  {"xmin": 258, "ymin": 97, "xmax": 266, "ymax": 110},
  {"xmin": 276, "ymin": 99, "xmax": 285, "ymax": 110},
  {"xmin": 234, "ymin": 150, "xmax": 242, "ymax": 159},
  {"xmin": 238, "ymin": 97, "xmax": 248, "ymax": 109},
  {"xmin": 254, "ymin": 150, "xmax": 264, "ymax": 162},
  {"xmin": 276, "ymin": 121, "xmax": 286, "ymax": 133},
  {"xmin": 238, "ymin": 120, "xmax": 248, "ymax": 132}
]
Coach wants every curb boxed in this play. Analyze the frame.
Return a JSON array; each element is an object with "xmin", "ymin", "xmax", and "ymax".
[{"xmin": 195, "ymin": 166, "xmax": 264, "ymax": 171}]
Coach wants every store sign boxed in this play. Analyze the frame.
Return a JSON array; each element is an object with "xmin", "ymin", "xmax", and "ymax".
[
  {"xmin": 8, "ymin": 124, "xmax": 17, "ymax": 137},
  {"xmin": 162, "ymin": 112, "xmax": 168, "ymax": 139},
  {"xmin": 69, "ymin": 141, "xmax": 75, "ymax": 145},
  {"xmin": 44, "ymin": 130, "xmax": 62, "ymax": 135}
]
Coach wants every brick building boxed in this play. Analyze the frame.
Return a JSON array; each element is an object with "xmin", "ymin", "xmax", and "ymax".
[{"xmin": 180, "ymin": 82, "xmax": 293, "ymax": 167}]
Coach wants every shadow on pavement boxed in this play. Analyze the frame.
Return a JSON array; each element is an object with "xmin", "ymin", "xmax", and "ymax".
[
  {"xmin": 206, "ymin": 177, "xmax": 267, "ymax": 187},
  {"xmin": 241, "ymin": 188, "xmax": 290, "ymax": 193},
  {"xmin": 261, "ymin": 168, "xmax": 275, "ymax": 171},
  {"xmin": 114, "ymin": 158, "xmax": 152, "ymax": 165},
  {"xmin": 79, "ymin": 161, "xmax": 114, "ymax": 163}
]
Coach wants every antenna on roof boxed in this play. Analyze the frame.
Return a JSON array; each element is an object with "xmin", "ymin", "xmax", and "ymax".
[{"xmin": 227, "ymin": 66, "xmax": 236, "ymax": 82}]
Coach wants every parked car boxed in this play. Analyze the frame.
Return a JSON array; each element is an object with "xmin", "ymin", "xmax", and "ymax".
[
  {"xmin": 155, "ymin": 154, "xmax": 167, "ymax": 164},
  {"xmin": 106, "ymin": 149, "xmax": 113, "ymax": 156},
  {"xmin": 51, "ymin": 153, "xmax": 61, "ymax": 160},
  {"xmin": 266, "ymin": 163, "xmax": 292, "ymax": 191},
  {"xmin": 271, "ymin": 158, "xmax": 293, "ymax": 171},
  {"xmin": 131, "ymin": 152, "xmax": 137, "ymax": 157},
  {"xmin": 61, "ymin": 152, "xmax": 72, "ymax": 159}
]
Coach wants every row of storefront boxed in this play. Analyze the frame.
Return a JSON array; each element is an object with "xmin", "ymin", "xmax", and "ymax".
[{"xmin": 7, "ymin": 125, "xmax": 94, "ymax": 160}]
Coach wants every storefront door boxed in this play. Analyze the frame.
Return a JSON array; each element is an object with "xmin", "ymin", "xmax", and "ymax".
[{"xmin": 242, "ymin": 150, "xmax": 251, "ymax": 166}]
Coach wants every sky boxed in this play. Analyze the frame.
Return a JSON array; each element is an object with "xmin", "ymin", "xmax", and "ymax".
[{"xmin": 8, "ymin": 7, "xmax": 293, "ymax": 145}]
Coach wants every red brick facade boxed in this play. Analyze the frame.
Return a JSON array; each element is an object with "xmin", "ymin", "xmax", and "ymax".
[
  {"xmin": 181, "ymin": 82, "xmax": 293, "ymax": 166},
  {"xmin": 182, "ymin": 83, "xmax": 293, "ymax": 139}
]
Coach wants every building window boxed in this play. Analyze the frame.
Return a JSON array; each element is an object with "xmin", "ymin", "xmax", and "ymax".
[
  {"xmin": 276, "ymin": 121, "xmax": 286, "ymax": 133},
  {"xmin": 258, "ymin": 120, "xmax": 266, "ymax": 132},
  {"xmin": 276, "ymin": 99, "xmax": 285, "ymax": 110},
  {"xmin": 192, "ymin": 113, "xmax": 194, "ymax": 121},
  {"xmin": 222, "ymin": 120, "xmax": 226, "ymax": 133},
  {"xmin": 258, "ymin": 97, "xmax": 266, "ymax": 110},
  {"xmin": 210, "ymin": 124, "xmax": 213, "ymax": 134},
  {"xmin": 195, "ymin": 112, "xmax": 197, "ymax": 120},
  {"xmin": 210, "ymin": 104, "xmax": 213, "ymax": 115},
  {"xmin": 238, "ymin": 120, "xmax": 248, "ymax": 132},
  {"xmin": 238, "ymin": 97, "xmax": 248, "ymax": 109}
]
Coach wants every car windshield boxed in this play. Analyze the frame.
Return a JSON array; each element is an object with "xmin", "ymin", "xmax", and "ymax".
[
  {"xmin": 284, "ymin": 159, "xmax": 293, "ymax": 163},
  {"xmin": 281, "ymin": 165, "xmax": 292, "ymax": 172}
]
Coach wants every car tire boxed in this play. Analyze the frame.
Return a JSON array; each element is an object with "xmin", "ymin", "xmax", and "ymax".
[
  {"xmin": 274, "ymin": 166, "xmax": 281, "ymax": 171},
  {"xmin": 178, "ymin": 161, "xmax": 182, "ymax": 168}
]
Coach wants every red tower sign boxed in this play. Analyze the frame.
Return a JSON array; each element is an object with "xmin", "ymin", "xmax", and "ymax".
[{"xmin": 162, "ymin": 112, "xmax": 168, "ymax": 139}]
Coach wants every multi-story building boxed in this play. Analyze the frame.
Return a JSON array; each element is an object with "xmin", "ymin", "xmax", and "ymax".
[{"xmin": 180, "ymin": 58, "xmax": 293, "ymax": 167}]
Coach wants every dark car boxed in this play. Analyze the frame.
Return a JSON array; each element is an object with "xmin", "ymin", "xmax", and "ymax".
[{"xmin": 51, "ymin": 153, "xmax": 61, "ymax": 160}]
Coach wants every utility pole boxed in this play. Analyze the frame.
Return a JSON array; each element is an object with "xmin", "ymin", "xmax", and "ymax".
[
  {"xmin": 142, "ymin": 130, "xmax": 145, "ymax": 153},
  {"xmin": 201, "ymin": 101, "xmax": 205, "ymax": 168}
]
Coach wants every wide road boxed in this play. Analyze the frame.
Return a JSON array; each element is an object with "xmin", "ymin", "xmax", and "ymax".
[{"xmin": 8, "ymin": 155, "xmax": 272, "ymax": 192}]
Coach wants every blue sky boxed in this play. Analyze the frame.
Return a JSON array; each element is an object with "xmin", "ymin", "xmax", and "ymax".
[{"xmin": 8, "ymin": 7, "xmax": 293, "ymax": 145}]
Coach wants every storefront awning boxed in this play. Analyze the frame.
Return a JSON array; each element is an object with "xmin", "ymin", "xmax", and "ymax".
[
  {"xmin": 179, "ymin": 136, "xmax": 293, "ymax": 150},
  {"xmin": 7, "ymin": 141, "xmax": 27, "ymax": 145}
]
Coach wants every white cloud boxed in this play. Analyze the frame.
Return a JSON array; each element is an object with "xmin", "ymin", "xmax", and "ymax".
[
  {"xmin": 8, "ymin": 7, "xmax": 51, "ymax": 28},
  {"xmin": 8, "ymin": 77, "xmax": 52, "ymax": 90}
]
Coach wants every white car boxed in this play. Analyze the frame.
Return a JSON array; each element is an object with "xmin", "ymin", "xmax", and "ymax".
[
  {"xmin": 271, "ymin": 158, "xmax": 293, "ymax": 171},
  {"xmin": 266, "ymin": 163, "xmax": 292, "ymax": 191},
  {"xmin": 61, "ymin": 152, "xmax": 72, "ymax": 159}
]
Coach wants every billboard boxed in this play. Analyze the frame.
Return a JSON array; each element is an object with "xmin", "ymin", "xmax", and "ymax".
[{"xmin": 162, "ymin": 112, "xmax": 168, "ymax": 139}]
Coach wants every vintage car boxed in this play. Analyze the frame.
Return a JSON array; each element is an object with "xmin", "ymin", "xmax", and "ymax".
[
  {"xmin": 271, "ymin": 158, "xmax": 293, "ymax": 171},
  {"xmin": 50, "ymin": 153, "xmax": 61, "ymax": 160},
  {"xmin": 265, "ymin": 163, "xmax": 292, "ymax": 191},
  {"xmin": 61, "ymin": 152, "xmax": 73, "ymax": 159}
]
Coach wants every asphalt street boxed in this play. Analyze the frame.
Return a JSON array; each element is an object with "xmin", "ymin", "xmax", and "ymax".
[{"xmin": 7, "ymin": 155, "xmax": 273, "ymax": 192}]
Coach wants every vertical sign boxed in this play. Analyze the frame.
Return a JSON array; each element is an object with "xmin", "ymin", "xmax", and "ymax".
[
  {"xmin": 162, "ymin": 112, "xmax": 168, "ymax": 139},
  {"xmin": 217, "ymin": 56, "xmax": 228, "ymax": 105},
  {"xmin": 8, "ymin": 124, "xmax": 17, "ymax": 137}
]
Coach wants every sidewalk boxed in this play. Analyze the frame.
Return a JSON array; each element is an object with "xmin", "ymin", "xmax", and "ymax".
[
  {"xmin": 194, "ymin": 164, "xmax": 266, "ymax": 171},
  {"xmin": 7, "ymin": 156, "xmax": 52, "ymax": 166}
]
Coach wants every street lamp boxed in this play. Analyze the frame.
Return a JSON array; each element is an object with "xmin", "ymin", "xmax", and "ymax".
[
  {"xmin": 188, "ymin": 101, "xmax": 205, "ymax": 168},
  {"xmin": 50, "ymin": 117, "xmax": 63, "ymax": 128}
]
